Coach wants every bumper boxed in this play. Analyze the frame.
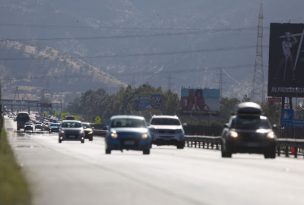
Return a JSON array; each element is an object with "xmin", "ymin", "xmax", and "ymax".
[
  {"xmin": 59, "ymin": 133, "xmax": 85, "ymax": 141},
  {"xmin": 152, "ymin": 134, "xmax": 185, "ymax": 145},
  {"xmin": 106, "ymin": 137, "xmax": 152, "ymax": 151},
  {"xmin": 226, "ymin": 139, "xmax": 276, "ymax": 154},
  {"xmin": 84, "ymin": 132, "xmax": 94, "ymax": 139}
]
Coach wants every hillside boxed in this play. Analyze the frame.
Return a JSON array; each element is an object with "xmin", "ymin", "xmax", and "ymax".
[
  {"xmin": 1, "ymin": 0, "xmax": 304, "ymax": 98},
  {"xmin": 0, "ymin": 40, "xmax": 126, "ymax": 99}
]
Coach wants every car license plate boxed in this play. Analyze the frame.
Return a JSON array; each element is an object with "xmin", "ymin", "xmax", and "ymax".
[{"xmin": 124, "ymin": 140, "xmax": 135, "ymax": 145}]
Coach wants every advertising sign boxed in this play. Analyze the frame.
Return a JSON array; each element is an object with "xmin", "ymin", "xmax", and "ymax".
[
  {"xmin": 181, "ymin": 88, "xmax": 220, "ymax": 114},
  {"xmin": 268, "ymin": 23, "xmax": 304, "ymax": 97},
  {"xmin": 135, "ymin": 94, "xmax": 163, "ymax": 111}
]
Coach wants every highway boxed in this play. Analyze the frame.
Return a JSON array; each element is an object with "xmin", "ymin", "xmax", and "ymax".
[{"xmin": 5, "ymin": 117, "xmax": 304, "ymax": 205}]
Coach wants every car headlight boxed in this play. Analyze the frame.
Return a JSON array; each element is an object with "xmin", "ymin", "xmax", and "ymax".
[
  {"xmin": 229, "ymin": 130, "xmax": 238, "ymax": 138},
  {"xmin": 60, "ymin": 130, "xmax": 65, "ymax": 134},
  {"xmin": 142, "ymin": 133, "xmax": 148, "ymax": 139},
  {"xmin": 79, "ymin": 130, "xmax": 84, "ymax": 134},
  {"xmin": 266, "ymin": 131, "xmax": 275, "ymax": 139},
  {"xmin": 86, "ymin": 128, "xmax": 93, "ymax": 134},
  {"xmin": 111, "ymin": 132, "xmax": 118, "ymax": 138}
]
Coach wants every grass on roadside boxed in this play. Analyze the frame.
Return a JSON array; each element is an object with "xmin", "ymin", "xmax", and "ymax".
[{"xmin": 0, "ymin": 129, "xmax": 31, "ymax": 205}]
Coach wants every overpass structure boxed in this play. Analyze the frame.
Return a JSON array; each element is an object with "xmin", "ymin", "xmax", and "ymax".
[{"xmin": 0, "ymin": 99, "xmax": 61, "ymax": 113}]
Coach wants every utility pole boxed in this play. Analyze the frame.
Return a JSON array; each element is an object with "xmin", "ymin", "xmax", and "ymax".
[
  {"xmin": 251, "ymin": 3, "xmax": 265, "ymax": 104},
  {"xmin": 219, "ymin": 68, "xmax": 223, "ymax": 98},
  {"xmin": 167, "ymin": 73, "xmax": 172, "ymax": 91}
]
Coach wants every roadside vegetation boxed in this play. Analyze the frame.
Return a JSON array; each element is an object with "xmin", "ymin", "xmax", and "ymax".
[
  {"xmin": 0, "ymin": 130, "xmax": 31, "ymax": 205},
  {"xmin": 66, "ymin": 84, "xmax": 280, "ymax": 127}
]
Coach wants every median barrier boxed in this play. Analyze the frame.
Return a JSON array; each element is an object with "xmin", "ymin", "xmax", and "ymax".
[
  {"xmin": 93, "ymin": 129, "xmax": 107, "ymax": 137},
  {"xmin": 185, "ymin": 135, "xmax": 304, "ymax": 159}
]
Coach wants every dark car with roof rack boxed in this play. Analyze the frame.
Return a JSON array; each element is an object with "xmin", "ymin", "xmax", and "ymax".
[{"xmin": 221, "ymin": 102, "xmax": 276, "ymax": 159}]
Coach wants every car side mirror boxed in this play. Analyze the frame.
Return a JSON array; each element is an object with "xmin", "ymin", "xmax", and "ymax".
[{"xmin": 224, "ymin": 123, "xmax": 229, "ymax": 128}]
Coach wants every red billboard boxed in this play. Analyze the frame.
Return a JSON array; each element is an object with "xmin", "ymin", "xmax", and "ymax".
[{"xmin": 181, "ymin": 88, "xmax": 220, "ymax": 114}]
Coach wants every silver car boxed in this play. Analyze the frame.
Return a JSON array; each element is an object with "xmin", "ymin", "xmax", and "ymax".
[{"xmin": 58, "ymin": 120, "xmax": 85, "ymax": 143}]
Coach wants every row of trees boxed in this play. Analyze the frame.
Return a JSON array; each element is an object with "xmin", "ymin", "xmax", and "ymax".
[
  {"xmin": 66, "ymin": 84, "xmax": 281, "ymax": 125},
  {"xmin": 66, "ymin": 84, "xmax": 179, "ymax": 124}
]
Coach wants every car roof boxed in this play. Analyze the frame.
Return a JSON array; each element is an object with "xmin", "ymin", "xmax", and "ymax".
[
  {"xmin": 110, "ymin": 115, "xmax": 145, "ymax": 120},
  {"xmin": 151, "ymin": 115, "xmax": 179, "ymax": 119},
  {"xmin": 236, "ymin": 102, "xmax": 262, "ymax": 116}
]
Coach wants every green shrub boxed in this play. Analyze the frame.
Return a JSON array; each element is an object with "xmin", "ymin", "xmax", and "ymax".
[{"xmin": 0, "ymin": 130, "xmax": 31, "ymax": 205}]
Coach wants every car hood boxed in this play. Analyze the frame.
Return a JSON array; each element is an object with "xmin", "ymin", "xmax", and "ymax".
[
  {"xmin": 110, "ymin": 127, "xmax": 148, "ymax": 133},
  {"xmin": 149, "ymin": 125, "xmax": 183, "ymax": 130}
]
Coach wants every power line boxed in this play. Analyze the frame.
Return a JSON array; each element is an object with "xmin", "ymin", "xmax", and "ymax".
[
  {"xmin": 0, "ymin": 22, "xmax": 265, "ymax": 32},
  {"xmin": 0, "ymin": 45, "xmax": 261, "ymax": 61},
  {"xmin": 0, "ymin": 64, "xmax": 256, "ymax": 82},
  {"xmin": 0, "ymin": 27, "xmax": 260, "ymax": 42}
]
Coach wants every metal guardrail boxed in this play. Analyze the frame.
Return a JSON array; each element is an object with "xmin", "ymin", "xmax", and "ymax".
[
  {"xmin": 94, "ymin": 130, "xmax": 304, "ymax": 159},
  {"xmin": 185, "ymin": 135, "xmax": 304, "ymax": 159}
]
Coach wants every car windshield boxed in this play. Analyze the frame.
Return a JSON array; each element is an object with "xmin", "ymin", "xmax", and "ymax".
[
  {"xmin": 111, "ymin": 118, "xmax": 146, "ymax": 128},
  {"xmin": 50, "ymin": 123, "xmax": 59, "ymax": 127},
  {"xmin": 61, "ymin": 122, "xmax": 82, "ymax": 128},
  {"xmin": 150, "ymin": 118, "xmax": 181, "ymax": 125},
  {"xmin": 82, "ymin": 123, "xmax": 91, "ymax": 128},
  {"xmin": 231, "ymin": 117, "xmax": 271, "ymax": 130}
]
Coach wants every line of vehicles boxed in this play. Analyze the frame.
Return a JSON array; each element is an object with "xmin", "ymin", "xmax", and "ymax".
[{"xmin": 11, "ymin": 102, "xmax": 277, "ymax": 158}]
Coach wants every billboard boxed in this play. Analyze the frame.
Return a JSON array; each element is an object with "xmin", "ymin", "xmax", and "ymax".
[
  {"xmin": 181, "ymin": 88, "xmax": 220, "ymax": 114},
  {"xmin": 135, "ymin": 94, "xmax": 163, "ymax": 111},
  {"xmin": 268, "ymin": 23, "xmax": 304, "ymax": 97}
]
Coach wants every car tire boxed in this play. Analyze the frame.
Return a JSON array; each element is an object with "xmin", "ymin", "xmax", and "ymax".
[
  {"xmin": 81, "ymin": 139, "xmax": 85, "ymax": 143},
  {"xmin": 89, "ymin": 136, "xmax": 93, "ymax": 141},
  {"xmin": 264, "ymin": 150, "xmax": 276, "ymax": 159},
  {"xmin": 143, "ymin": 149, "xmax": 150, "ymax": 155},
  {"xmin": 58, "ymin": 139, "xmax": 62, "ymax": 143},
  {"xmin": 221, "ymin": 144, "xmax": 232, "ymax": 158},
  {"xmin": 176, "ymin": 142, "xmax": 185, "ymax": 149},
  {"xmin": 105, "ymin": 148, "xmax": 111, "ymax": 154}
]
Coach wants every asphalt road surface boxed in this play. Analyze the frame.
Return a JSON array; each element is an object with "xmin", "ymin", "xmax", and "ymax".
[{"xmin": 5, "ymin": 118, "xmax": 304, "ymax": 205}]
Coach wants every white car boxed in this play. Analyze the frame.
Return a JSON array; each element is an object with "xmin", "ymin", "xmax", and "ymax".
[
  {"xmin": 149, "ymin": 115, "xmax": 185, "ymax": 149},
  {"xmin": 24, "ymin": 122, "xmax": 35, "ymax": 132}
]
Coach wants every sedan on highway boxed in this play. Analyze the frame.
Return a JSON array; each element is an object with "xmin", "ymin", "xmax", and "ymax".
[
  {"xmin": 105, "ymin": 115, "xmax": 152, "ymax": 155},
  {"xmin": 49, "ymin": 123, "xmax": 60, "ymax": 133},
  {"xmin": 221, "ymin": 102, "xmax": 276, "ymax": 159},
  {"xmin": 58, "ymin": 120, "xmax": 85, "ymax": 143},
  {"xmin": 82, "ymin": 122, "xmax": 94, "ymax": 141}
]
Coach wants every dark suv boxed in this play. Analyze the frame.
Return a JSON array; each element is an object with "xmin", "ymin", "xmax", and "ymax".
[
  {"xmin": 221, "ymin": 102, "xmax": 276, "ymax": 159},
  {"xmin": 16, "ymin": 112, "xmax": 30, "ymax": 131}
]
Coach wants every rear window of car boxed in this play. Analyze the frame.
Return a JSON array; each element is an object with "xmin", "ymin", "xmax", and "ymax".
[
  {"xmin": 17, "ymin": 113, "xmax": 30, "ymax": 121},
  {"xmin": 82, "ymin": 123, "xmax": 91, "ymax": 128},
  {"xmin": 150, "ymin": 118, "xmax": 181, "ymax": 125},
  {"xmin": 231, "ymin": 117, "xmax": 271, "ymax": 130},
  {"xmin": 61, "ymin": 122, "xmax": 82, "ymax": 128},
  {"xmin": 111, "ymin": 118, "xmax": 146, "ymax": 128}
]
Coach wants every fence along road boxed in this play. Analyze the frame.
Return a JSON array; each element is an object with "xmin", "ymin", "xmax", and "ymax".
[{"xmin": 5, "ymin": 117, "xmax": 304, "ymax": 205}]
